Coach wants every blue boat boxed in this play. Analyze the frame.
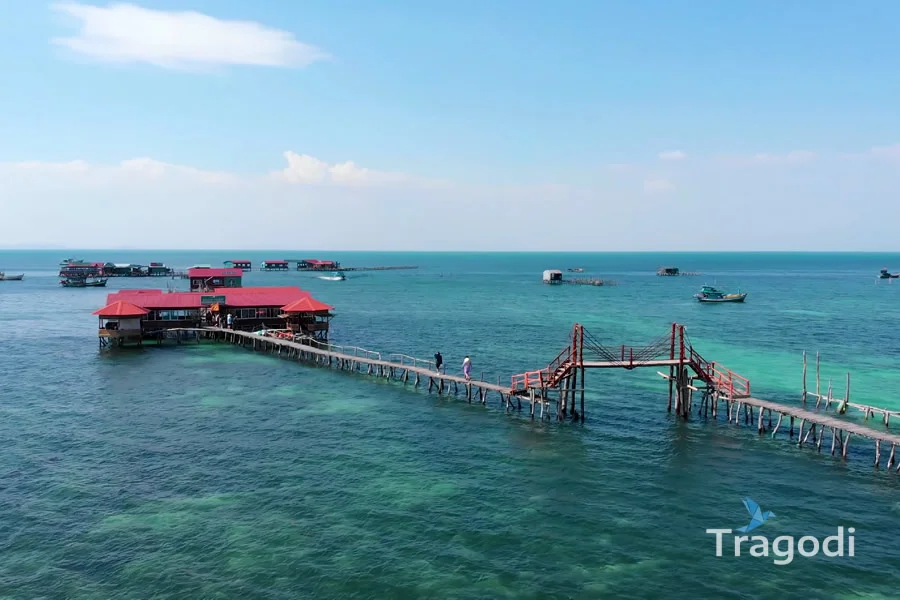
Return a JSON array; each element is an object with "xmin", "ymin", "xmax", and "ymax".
[{"xmin": 695, "ymin": 285, "xmax": 746, "ymax": 303}]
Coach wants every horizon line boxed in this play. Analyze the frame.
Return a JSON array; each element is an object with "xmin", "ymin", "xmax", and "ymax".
[{"xmin": 5, "ymin": 248, "xmax": 900, "ymax": 254}]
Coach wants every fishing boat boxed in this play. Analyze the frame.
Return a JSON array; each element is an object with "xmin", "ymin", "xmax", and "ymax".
[
  {"xmin": 0, "ymin": 272, "xmax": 24, "ymax": 281},
  {"xmin": 318, "ymin": 271, "xmax": 346, "ymax": 281},
  {"xmin": 60, "ymin": 276, "xmax": 108, "ymax": 288},
  {"xmin": 879, "ymin": 268, "xmax": 899, "ymax": 279},
  {"xmin": 695, "ymin": 285, "xmax": 746, "ymax": 303}
]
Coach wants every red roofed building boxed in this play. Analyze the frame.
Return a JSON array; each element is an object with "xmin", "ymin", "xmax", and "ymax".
[
  {"xmin": 298, "ymin": 259, "xmax": 340, "ymax": 271},
  {"xmin": 280, "ymin": 297, "xmax": 334, "ymax": 340},
  {"xmin": 92, "ymin": 300, "xmax": 149, "ymax": 347},
  {"xmin": 98, "ymin": 285, "xmax": 333, "ymax": 340}
]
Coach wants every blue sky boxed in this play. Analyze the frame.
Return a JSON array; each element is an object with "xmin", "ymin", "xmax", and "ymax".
[{"xmin": 1, "ymin": 1, "xmax": 899, "ymax": 250}]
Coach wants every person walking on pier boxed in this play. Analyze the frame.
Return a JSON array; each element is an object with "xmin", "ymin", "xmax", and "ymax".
[
  {"xmin": 434, "ymin": 351, "xmax": 443, "ymax": 373},
  {"xmin": 226, "ymin": 313, "xmax": 233, "ymax": 329},
  {"xmin": 463, "ymin": 356, "xmax": 471, "ymax": 381}
]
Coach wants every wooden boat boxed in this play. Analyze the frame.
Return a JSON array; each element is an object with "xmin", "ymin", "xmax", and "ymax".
[
  {"xmin": 60, "ymin": 276, "xmax": 108, "ymax": 288},
  {"xmin": 879, "ymin": 268, "xmax": 899, "ymax": 279},
  {"xmin": 318, "ymin": 270, "xmax": 346, "ymax": 281},
  {"xmin": 696, "ymin": 285, "xmax": 746, "ymax": 303},
  {"xmin": 0, "ymin": 272, "xmax": 24, "ymax": 281}
]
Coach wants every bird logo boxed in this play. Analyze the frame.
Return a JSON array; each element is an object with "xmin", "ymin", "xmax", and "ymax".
[{"xmin": 736, "ymin": 498, "xmax": 775, "ymax": 533}]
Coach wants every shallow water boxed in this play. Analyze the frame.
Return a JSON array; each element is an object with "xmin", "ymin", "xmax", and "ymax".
[{"xmin": 1, "ymin": 251, "xmax": 900, "ymax": 599}]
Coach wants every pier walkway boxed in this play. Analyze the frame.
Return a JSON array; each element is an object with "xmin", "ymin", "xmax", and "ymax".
[{"xmin": 159, "ymin": 323, "xmax": 900, "ymax": 473}]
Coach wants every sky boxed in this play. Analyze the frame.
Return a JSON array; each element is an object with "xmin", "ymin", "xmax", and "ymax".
[{"xmin": 1, "ymin": 1, "xmax": 899, "ymax": 251}]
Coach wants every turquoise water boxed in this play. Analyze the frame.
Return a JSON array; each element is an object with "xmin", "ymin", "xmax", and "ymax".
[{"xmin": 2, "ymin": 251, "xmax": 900, "ymax": 599}]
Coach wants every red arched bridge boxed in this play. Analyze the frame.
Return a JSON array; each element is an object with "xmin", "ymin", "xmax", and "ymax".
[{"xmin": 510, "ymin": 323, "xmax": 751, "ymax": 421}]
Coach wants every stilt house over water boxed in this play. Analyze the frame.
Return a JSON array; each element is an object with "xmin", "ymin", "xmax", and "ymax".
[
  {"xmin": 224, "ymin": 260, "xmax": 253, "ymax": 271},
  {"xmin": 188, "ymin": 267, "xmax": 243, "ymax": 292},
  {"xmin": 94, "ymin": 286, "xmax": 334, "ymax": 347}
]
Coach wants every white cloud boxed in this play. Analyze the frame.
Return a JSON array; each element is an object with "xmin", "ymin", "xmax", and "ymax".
[
  {"xmin": 6, "ymin": 156, "xmax": 237, "ymax": 184},
  {"xmin": 750, "ymin": 150, "xmax": 816, "ymax": 164},
  {"xmin": 643, "ymin": 179, "xmax": 675, "ymax": 193},
  {"xmin": 658, "ymin": 150, "xmax": 686, "ymax": 161},
  {"xmin": 51, "ymin": 2, "xmax": 329, "ymax": 70},
  {"xmin": 870, "ymin": 144, "xmax": 900, "ymax": 159},
  {"xmin": 275, "ymin": 151, "xmax": 415, "ymax": 187},
  {"xmin": 3, "ymin": 145, "xmax": 900, "ymax": 250}
]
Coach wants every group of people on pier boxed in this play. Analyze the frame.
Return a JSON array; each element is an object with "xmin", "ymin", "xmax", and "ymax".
[{"xmin": 434, "ymin": 351, "xmax": 473, "ymax": 381}]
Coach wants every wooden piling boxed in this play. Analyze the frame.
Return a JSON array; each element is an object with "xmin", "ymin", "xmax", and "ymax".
[{"xmin": 802, "ymin": 350, "xmax": 807, "ymax": 405}]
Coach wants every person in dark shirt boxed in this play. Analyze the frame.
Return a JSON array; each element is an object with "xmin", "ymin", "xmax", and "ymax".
[{"xmin": 434, "ymin": 352, "xmax": 443, "ymax": 373}]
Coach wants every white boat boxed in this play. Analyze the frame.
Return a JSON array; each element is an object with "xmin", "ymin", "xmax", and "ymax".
[
  {"xmin": 0, "ymin": 272, "xmax": 24, "ymax": 281},
  {"xmin": 318, "ymin": 270, "xmax": 346, "ymax": 281}
]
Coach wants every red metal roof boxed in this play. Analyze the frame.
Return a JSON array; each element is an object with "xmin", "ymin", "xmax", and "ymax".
[
  {"xmin": 281, "ymin": 297, "xmax": 334, "ymax": 313},
  {"xmin": 188, "ymin": 267, "xmax": 243, "ymax": 278},
  {"xmin": 104, "ymin": 286, "xmax": 316, "ymax": 310},
  {"xmin": 92, "ymin": 300, "xmax": 149, "ymax": 317}
]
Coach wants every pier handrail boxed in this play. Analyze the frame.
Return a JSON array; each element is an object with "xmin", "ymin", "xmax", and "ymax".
[
  {"xmin": 688, "ymin": 347, "xmax": 750, "ymax": 398},
  {"xmin": 388, "ymin": 353, "xmax": 436, "ymax": 370},
  {"xmin": 511, "ymin": 344, "xmax": 574, "ymax": 391},
  {"xmin": 300, "ymin": 337, "xmax": 382, "ymax": 361}
]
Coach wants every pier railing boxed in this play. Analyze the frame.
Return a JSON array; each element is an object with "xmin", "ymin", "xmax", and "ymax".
[
  {"xmin": 388, "ymin": 353, "xmax": 436, "ymax": 370},
  {"xmin": 299, "ymin": 337, "xmax": 382, "ymax": 361},
  {"xmin": 688, "ymin": 347, "xmax": 750, "ymax": 399},
  {"xmin": 511, "ymin": 344, "xmax": 573, "ymax": 391}
]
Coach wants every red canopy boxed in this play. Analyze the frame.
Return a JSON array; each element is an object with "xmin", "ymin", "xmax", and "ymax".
[
  {"xmin": 281, "ymin": 297, "xmax": 334, "ymax": 313},
  {"xmin": 92, "ymin": 300, "xmax": 149, "ymax": 318}
]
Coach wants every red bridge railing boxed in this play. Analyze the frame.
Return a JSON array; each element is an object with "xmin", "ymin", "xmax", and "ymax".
[{"xmin": 509, "ymin": 323, "xmax": 751, "ymax": 398}]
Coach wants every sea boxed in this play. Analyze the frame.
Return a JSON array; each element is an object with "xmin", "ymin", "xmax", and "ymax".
[{"xmin": 1, "ymin": 250, "xmax": 899, "ymax": 600}]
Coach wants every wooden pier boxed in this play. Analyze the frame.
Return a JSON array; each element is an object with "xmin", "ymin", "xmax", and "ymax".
[
  {"xmin": 171, "ymin": 327, "xmax": 514, "ymax": 406},
  {"xmin": 561, "ymin": 278, "xmax": 617, "ymax": 286},
  {"xmin": 153, "ymin": 321, "xmax": 900, "ymax": 475}
]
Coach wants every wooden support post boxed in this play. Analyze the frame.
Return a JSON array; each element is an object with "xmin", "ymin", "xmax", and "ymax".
[
  {"xmin": 767, "ymin": 409, "xmax": 772, "ymax": 429},
  {"xmin": 570, "ymin": 368, "xmax": 578, "ymax": 418},
  {"xmin": 842, "ymin": 431, "xmax": 852, "ymax": 459},
  {"xmin": 530, "ymin": 389, "xmax": 535, "ymax": 419},
  {"xmin": 875, "ymin": 439, "xmax": 882, "ymax": 468},
  {"xmin": 772, "ymin": 413, "xmax": 783, "ymax": 437},
  {"xmin": 798, "ymin": 420, "xmax": 806, "ymax": 447},
  {"xmin": 667, "ymin": 366, "xmax": 674, "ymax": 412},
  {"xmin": 816, "ymin": 425, "xmax": 824, "ymax": 453},
  {"xmin": 802, "ymin": 350, "xmax": 807, "ymax": 405},
  {"xmin": 815, "ymin": 351, "xmax": 821, "ymax": 408},
  {"xmin": 414, "ymin": 372, "xmax": 420, "ymax": 387},
  {"xmin": 789, "ymin": 415, "xmax": 794, "ymax": 438},
  {"xmin": 757, "ymin": 408, "xmax": 764, "ymax": 434},
  {"xmin": 830, "ymin": 427, "xmax": 837, "ymax": 456},
  {"xmin": 580, "ymin": 365, "xmax": 586, "ymax": 422},
  {"xmin": 428, "ymin": 377, "xmax": 433, "ymax": 392},
  {"xmin": 888, "ymin": 445, "xmax": 896, "ymax": 469},
  {"xmin": 886, "ymin": 412, "xmax": 891, "ymax": 428}
]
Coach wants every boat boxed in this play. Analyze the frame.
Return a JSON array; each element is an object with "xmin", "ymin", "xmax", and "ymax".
[
  {"xmin": 567, "ymin": 267, "xmax": 585, "ymax": 273},
  {"xmin": 59, "ymin": 257, "xmax": 84, "ymax": 267},
  {"xmin": 879, "ymin": 268, "xmax": 899, "ymax": 279},
  {"xmin": 695, "ymin": 285, "xmax": 746, "ymax": 303},
  {"xmin": 318, "ymin": 271, "xmax": 346, "ymax": 281},
  {"xmin": 0, "ymin": 272, "xmax": 24, "ymax": 281},
  {"xmin": 60, "ymin": 276, "xmax": 108, "ymax": 288}
]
